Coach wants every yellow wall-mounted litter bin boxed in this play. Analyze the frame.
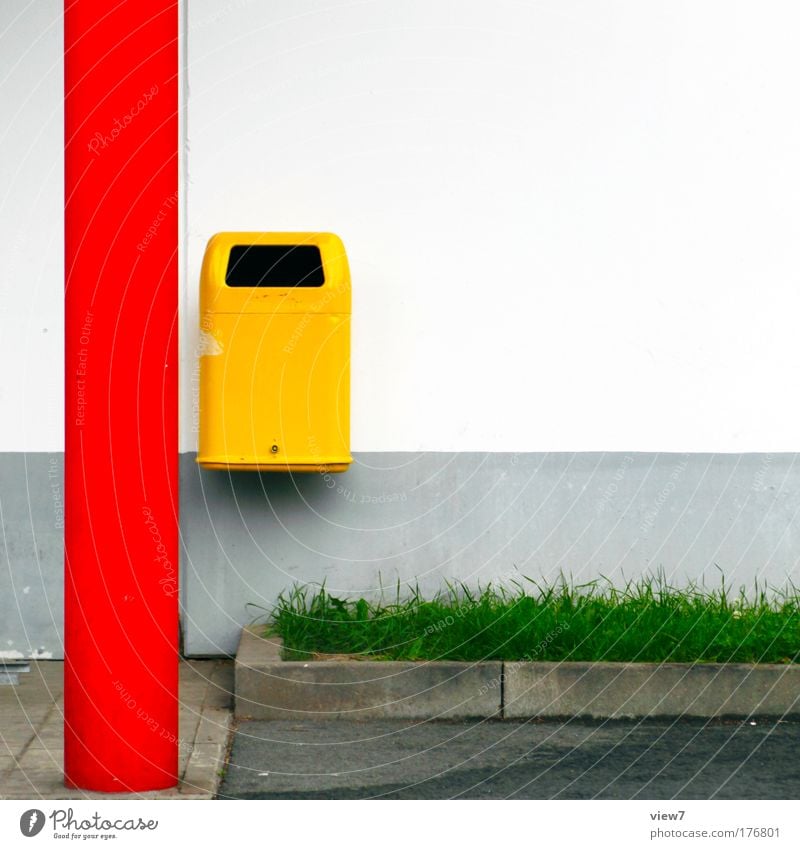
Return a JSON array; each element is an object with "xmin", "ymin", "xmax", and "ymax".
[{"xmin": 197, "ymin": 232, "xmax": 351, "ymax": 472}]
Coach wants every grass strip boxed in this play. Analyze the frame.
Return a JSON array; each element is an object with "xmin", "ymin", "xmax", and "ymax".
[{"xmin": 269, "ymin": 576, "xmax": 800, "ymax": 664}]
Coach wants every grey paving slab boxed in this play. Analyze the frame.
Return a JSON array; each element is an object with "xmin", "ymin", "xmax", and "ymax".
[
  {"xmin": 0, "ymin": 660, "xmax": 233, "ymax": 800},
  {"xmin": 220, "ymin": 717, "xmax": 800, "ymax": 800},
  {"xmin": 0, "ymin": 755, "xmax": 18, "ymax": 775}
]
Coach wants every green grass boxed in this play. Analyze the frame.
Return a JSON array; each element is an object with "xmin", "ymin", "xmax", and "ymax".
[{"xmin": 269, "ymin": 576, "xmax": 800, "ymax": 664}]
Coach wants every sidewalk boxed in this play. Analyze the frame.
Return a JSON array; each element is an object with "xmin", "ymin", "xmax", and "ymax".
[{"xmin": 0, "ymin": 660, "xmax": 233, "ymax": 799}]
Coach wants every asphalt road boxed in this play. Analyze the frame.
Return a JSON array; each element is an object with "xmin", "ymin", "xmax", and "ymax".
[{"xmin": 219, "ymin": 717, "xmax": 800, "ymax": 799}]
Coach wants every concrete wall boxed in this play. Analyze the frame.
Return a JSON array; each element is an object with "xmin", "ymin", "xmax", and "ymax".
[
  {"xmin": 4, "ymin": 2, "xmax": 800, "ymax": 657},
  {"xmin": 0, "ymin": 454, "xmax": 63, "ymax": 659},
  {"xmin": 5, "ymin": 449, "xmax": 799, "ymax": 657},
  {"xmin": 0, "ymin": 1, "xmax": 63, "ymax": 452},
  {"xmin": 179, "ymin": 0, "xmax": 800, "ymax": 654},
  {"xmin": 184, "ymin": 0, "xmax": 800, "ymax": 453},
  {"xmin": 182, "ymin": 452, "xmax": 800, "ymax": 655},
  {"xmin": 0, "ymin": 3, "xmax": 64, "ymax": 659}
]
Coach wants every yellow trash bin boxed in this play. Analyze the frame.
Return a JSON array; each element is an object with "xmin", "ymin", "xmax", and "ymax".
[{"xmin": 197, "ymin": 232, "xmax": 351, "ymax": 472}]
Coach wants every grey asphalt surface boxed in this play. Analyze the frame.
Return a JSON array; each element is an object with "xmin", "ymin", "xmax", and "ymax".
[{"xmin": 219, "ymin": 717, "xmax": 800, "ymax": 799}]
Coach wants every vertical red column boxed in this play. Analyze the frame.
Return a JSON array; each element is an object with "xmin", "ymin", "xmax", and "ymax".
[{"xmin": 64, "ymin": 1, "xmax": 179, "ymax": 791}]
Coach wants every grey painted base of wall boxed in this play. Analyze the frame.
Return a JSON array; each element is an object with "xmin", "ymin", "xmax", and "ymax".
[
  {"xmin": 3, "ymin": 452, "xmax": 800, "ymax": 658},
  {"xmin": 181, "ymin": 451, "xmax": 800, "ymax": 657},
  {"xmin": 0, "ymin": 453, "xmax": 64, "ymax": 660}
]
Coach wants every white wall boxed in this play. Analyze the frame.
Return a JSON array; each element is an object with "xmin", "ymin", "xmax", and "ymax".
[
  {"xmin": 0, "ymin": 0, "xmax": 63, "ymax": 451},
  {"xmin": 184, "ymin": 0, "xmax": 800, "ymax": 454},
  {"xmin": 3, "ymin": 2, "xmax": 800, "ymax": 454}
]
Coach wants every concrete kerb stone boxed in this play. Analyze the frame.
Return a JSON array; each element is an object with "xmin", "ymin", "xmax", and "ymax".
[
  {"xmin": 179, "ymin": 704, "xmax": 233, "ymax": 796},
  {"xmin": 236, "ymin": 627, "xmax": 800, "ymax": 721},
  {"xmin": 235, "ymin": 627, "xmax": 502, "ymax": 720},
  {"xmin": 503, "ymin": 661, "xmax": 800, "ymax": 719}
]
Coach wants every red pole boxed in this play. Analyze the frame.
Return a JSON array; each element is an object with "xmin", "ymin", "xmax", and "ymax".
[{"xmin": 64, "ymin": 1, "xmax": 179, "ymax": 791}]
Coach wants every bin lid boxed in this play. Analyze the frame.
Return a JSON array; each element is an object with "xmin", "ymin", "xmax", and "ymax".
[{"xmin": 200, "ymin": 232, "xmax": 350, "ymax": 315}]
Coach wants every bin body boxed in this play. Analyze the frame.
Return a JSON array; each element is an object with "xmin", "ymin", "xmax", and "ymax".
[{"xmin": 198, "ymin": 232, "xmax": 351, "ymax": 472}]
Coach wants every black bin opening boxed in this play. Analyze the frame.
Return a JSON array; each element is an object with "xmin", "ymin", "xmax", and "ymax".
[{"xmin": 225, "ymin": 244, "xmax": 325, "ymax": 288}]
